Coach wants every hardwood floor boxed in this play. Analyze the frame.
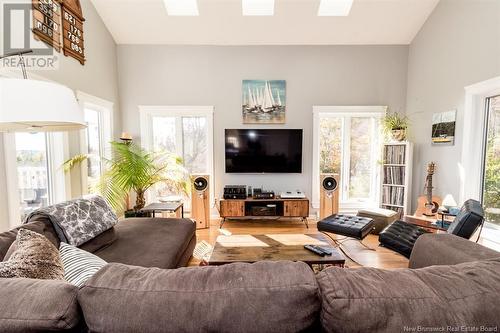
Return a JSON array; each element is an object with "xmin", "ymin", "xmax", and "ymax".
[{"xmin": 188, "ymin": 217, "xmax": 410, "ymax": 269}]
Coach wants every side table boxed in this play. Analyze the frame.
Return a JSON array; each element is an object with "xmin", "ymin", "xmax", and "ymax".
[
  {"xmin": 401, "ymin": 215, "xmax": 449, "ymax": 233},
  {"xmin": 140, "ymin": 202, "xmax": 184, "ymax": 218}
]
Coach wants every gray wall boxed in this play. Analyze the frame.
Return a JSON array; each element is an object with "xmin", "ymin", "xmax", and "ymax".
[
  {"xmin": 406, "ymin": 0, "xmax": 500, "ymax": 210},
  {"xmin": 0, "ymin": 0, "xmax": 120, "ymax": 231},
  {"xmin": 118, "ymin": 45, "xmax": 408, "ymax": 204}
]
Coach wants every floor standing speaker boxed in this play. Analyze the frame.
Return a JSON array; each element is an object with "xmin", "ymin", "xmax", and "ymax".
[
  {"xmin": 191, "ymin": 175, "xmax": 209, "ymax": 229},
  {"xmin": 320, "ymin": 173, "xmax": 340, "ymax": 219}
]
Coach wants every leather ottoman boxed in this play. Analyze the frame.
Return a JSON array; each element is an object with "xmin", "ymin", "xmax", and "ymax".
[
  {"xmin": 357, "ymin": 208, "xmax": 399, "ymax": 235},
  {"xmin": 378, "ymin": 220, "xmax": 431, "ymax": 258},
  {"xmin": 317, "ymin": 215, "xmax": 374, "ymax": 240}
]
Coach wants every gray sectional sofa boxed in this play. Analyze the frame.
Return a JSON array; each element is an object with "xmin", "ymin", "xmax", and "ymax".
[
  {"xmin": 1, "ymin": 219, "xmax": 500, "ymax": 332},
  {"xmin": 0, "ymin": 216, "xmax": 197, "ymax": 270}
]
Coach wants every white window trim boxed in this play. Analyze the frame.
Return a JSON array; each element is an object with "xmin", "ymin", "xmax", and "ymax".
[
  {"xmin": 139, "ymin": 105, "xmax": 215, "ymax": 207},
  {"xmin": 76, "ymin": 91, "xmax": 114, "ymax": 195},
  {"xmin": 461, "ymin": 76, "xmax": 500, "ymax": 204},
  {"xmin": 312, "ymin": 105, "xmax": 387, "ymax": 212}
]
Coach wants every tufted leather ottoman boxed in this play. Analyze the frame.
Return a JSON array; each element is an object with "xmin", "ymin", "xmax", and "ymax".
[
  {"xmin": 317, "ymin": 215, "xmax": 374, "ymax": 240},
  {"xmin": 378, "ymin": 220, "xmax": 431, "ymax": 258}
]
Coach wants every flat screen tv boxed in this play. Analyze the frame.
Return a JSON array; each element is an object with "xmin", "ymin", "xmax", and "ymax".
[{"xmin": 225, "ymin": 129, "xmax": 303, "ymax": 173}]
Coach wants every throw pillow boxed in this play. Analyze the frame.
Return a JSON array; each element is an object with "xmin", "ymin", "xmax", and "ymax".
[
  {"xmin": 59, "ymin": 242, "xmax": 107, "ymax": 287},
  {"xmin": 3, "ymin": 240, "xmax": 17, "ymax": 261},
  {"xmin": 0, "ymin": 228, "xmax": 65, "ymax": 280}
]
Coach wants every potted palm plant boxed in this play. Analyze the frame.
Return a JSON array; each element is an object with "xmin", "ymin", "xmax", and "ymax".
[
  {"xmin": 382, "ymin": 112, "xmax": 409, "ymax": 141},
  {"xmin": 63, "ymin": 141, "xmax": 189, "ymax": 216}
]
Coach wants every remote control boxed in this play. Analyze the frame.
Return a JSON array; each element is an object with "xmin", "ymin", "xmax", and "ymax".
[
  {"xmin": 315, "ymin": 245, "xmax": 334, "ymax": 256},
  {"xmin": 304, "ymin": 244, "xmax": 326, "ymax": 256}
]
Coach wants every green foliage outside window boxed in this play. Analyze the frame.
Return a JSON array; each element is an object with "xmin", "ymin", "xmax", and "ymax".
[{"xmin": 483, "ymin": 101, "xmax": 500, "ymax": 225}]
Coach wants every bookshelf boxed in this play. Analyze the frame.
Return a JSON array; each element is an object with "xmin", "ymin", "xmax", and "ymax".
[{"xmin": 380, "ymin": 142, "xmax": 413, "ymax": 217}]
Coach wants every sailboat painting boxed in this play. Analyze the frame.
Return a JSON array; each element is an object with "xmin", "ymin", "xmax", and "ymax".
[{"xmin": 242, "ymin": 80, "xmax": 286, "ymax": 124}]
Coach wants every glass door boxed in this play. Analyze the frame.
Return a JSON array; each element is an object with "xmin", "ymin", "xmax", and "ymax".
[
  {"xmin": 319, "ymin": 113, "xmax": 381, "ymax": 208},
  {"xmin": 152, "ymin": 116, "xmax": 208, "ymax": 174},
  {"xmin": 482, "ymin": 95, "xmax": 500, "ymax": 225},
  {"xmin": 14, "ymin": 132, "xmax": 52, "ymax": 221},
  {"xmin": 84, "ymin": 109, "xmax": 103, "ymax": 188},
  {"xmin": 151, "ymin": 114, "xmax": 210, "ymax": 210}
]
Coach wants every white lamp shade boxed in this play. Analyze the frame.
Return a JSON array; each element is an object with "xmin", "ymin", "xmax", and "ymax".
[
  {"xmin": 442, "ymin": 194, "xmax": 458, "ymax": 208},
  {"xmin": 0, "ymin": 78, "xmax": 86, "ymax": 132}
]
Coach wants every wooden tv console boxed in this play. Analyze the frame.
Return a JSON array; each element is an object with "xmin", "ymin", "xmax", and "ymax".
[{"xmin": 219, "ymin": 197, "xmax": 310, "ymax": 228}]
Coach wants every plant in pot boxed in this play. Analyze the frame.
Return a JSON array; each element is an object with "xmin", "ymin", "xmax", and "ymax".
[
  {"xmin": 63, "ymin": 141, "xmax": 189, "ymax": 217},
  {"xmin": 382, "ymin": 112, "xmax": 409, "ymax": 142}
]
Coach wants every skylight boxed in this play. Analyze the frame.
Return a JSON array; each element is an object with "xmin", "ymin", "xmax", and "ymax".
[
  {"xmin": 242, "ymin": 0, "xmax": 275, "ymax": 16},
  {"xmin": 318, "ymin": 0, "xmax": 353, "ymax": 16},
  {"xmin": 164, "ymin": 0, "xmax": 199, "ymax": 16}
]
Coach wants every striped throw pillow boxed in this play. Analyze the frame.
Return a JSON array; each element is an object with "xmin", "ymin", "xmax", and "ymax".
[{"xmin": 59, "ymin": 242, "xmax": 107, "ymax": 287}]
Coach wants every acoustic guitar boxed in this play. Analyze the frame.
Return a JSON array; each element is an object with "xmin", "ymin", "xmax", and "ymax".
[{"xmin": 415, "ymin": 162, "xmax": 442, "ymax": 217}]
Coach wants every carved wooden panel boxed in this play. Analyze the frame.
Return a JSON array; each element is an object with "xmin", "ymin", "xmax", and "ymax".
[
  {"xmin": 31, "ymin": 0, "xmax": 85, "ymax": 64},
  {"xmin": 61, "ymin": 0, "xmax": 85, "ymax": 64},
  {"xmin": 32, "ymin": 0, "xmax": 62, "ymax": 51}
]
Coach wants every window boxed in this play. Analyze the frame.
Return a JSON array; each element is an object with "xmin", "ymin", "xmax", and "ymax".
[
  {"xmin": 85, "ymin": 109, "xmax": 103, "ymax": 185},
  {"xmin": 152, "ymin": 116, "xmax": 208, "ymax": 174},
  {"xmin": 14, "ymin": 132, "xmax": 52, "ymax": 220},
  {"xmin": 4, "ymin": 131, "xmax": 67, "ymax": 224},
  {"xmin": 77, "ymin": 92, "xmax": 113, "ymax": 193},
  {"xmin": 481, "ymin": 95, "xmax": 500, "ymax": 225},
  {"xmin": 313, "ymin": 106, "xmax": 385, "ymax": 211},
  {"xmin": 140, "ymin": 106, "xmax": 214, "ymax": 207}
]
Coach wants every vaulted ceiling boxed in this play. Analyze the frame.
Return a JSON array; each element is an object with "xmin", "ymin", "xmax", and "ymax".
[{"xmin": 90, "ymin": 0, "xmax": 439, "ymax": 45}]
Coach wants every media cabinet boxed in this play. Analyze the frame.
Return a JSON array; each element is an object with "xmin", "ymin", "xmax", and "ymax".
[{"xmin": 219, "ymin": 197, "xmax": 310, "ymax": 228}]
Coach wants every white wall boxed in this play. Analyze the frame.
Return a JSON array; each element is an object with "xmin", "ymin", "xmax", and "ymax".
[
  {"xmin": 406, "ymin": 0, "xmax": 500, "ymax": 211},
  {"xmin": 0, "ymin": 0, "xmax": 120, "ymax": 231},
  {"xmin": 118, "ymin": 45, "xmax": 408, "ymax": 205},
  {"xmin": 0, "ymin": 135, "xmax": 8, "ymax": 230}
]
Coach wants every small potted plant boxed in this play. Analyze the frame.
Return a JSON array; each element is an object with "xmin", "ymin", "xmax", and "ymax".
[{"xmin": 382, "ymin": 112, "xmax": 409, "ymax": 141}]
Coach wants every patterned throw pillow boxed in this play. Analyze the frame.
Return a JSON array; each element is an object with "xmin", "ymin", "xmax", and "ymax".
[
  {"xmin": 0, "ymin": 228, "xmax": 64, "ymax": 280},
  {"xmin": 59, "ymin": 242, "xmax": 107, "ymax": 287}
]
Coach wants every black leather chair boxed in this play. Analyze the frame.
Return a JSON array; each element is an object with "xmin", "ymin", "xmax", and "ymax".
[{"xmin": 379, "ymin": 199, "xmax": 485, "ymax": 258}]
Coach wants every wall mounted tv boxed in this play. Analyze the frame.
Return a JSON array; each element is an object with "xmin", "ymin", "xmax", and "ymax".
[{"xmin": 225, "ymin": 129, "xmax": 303, "ymax": 173}]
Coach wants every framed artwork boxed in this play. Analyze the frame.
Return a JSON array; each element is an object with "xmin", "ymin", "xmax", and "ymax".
[
  {"xmin": 432, "ymin": 110, "xmax": 456, "ymax": 145},
  {"xmin": 242, "ymin": 80, "xmax": 286, "ymax": 124}
]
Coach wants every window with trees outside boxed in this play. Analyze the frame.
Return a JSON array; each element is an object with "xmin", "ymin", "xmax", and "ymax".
[
  {"xmin": 152, "ymin": 116, "xmax": 208, "ymax": 175},
  {"xmin": 78, "ymin": 92, "xmax": 113, "ymax": 194},
  {"xmin": 313, "ymin": 106, "xmax": 384, "ymax": 211},
  {"xmin": 14, "ymin": 132, "xmax": 52, "ymax": 221},
  {"xmin": 6, "ymin": 131, "xmax": 67, "ymax": 225},
  {"xmin": 482, "ymin": 95, "xmax": 500, "ymax": 225},
  {"xmin": 140, "ymin": 106, "xmax": 214, "ymax": 210},
  {"xmin": 84, "ymin": 109, "xmax": 103, "ymax": 188}
]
